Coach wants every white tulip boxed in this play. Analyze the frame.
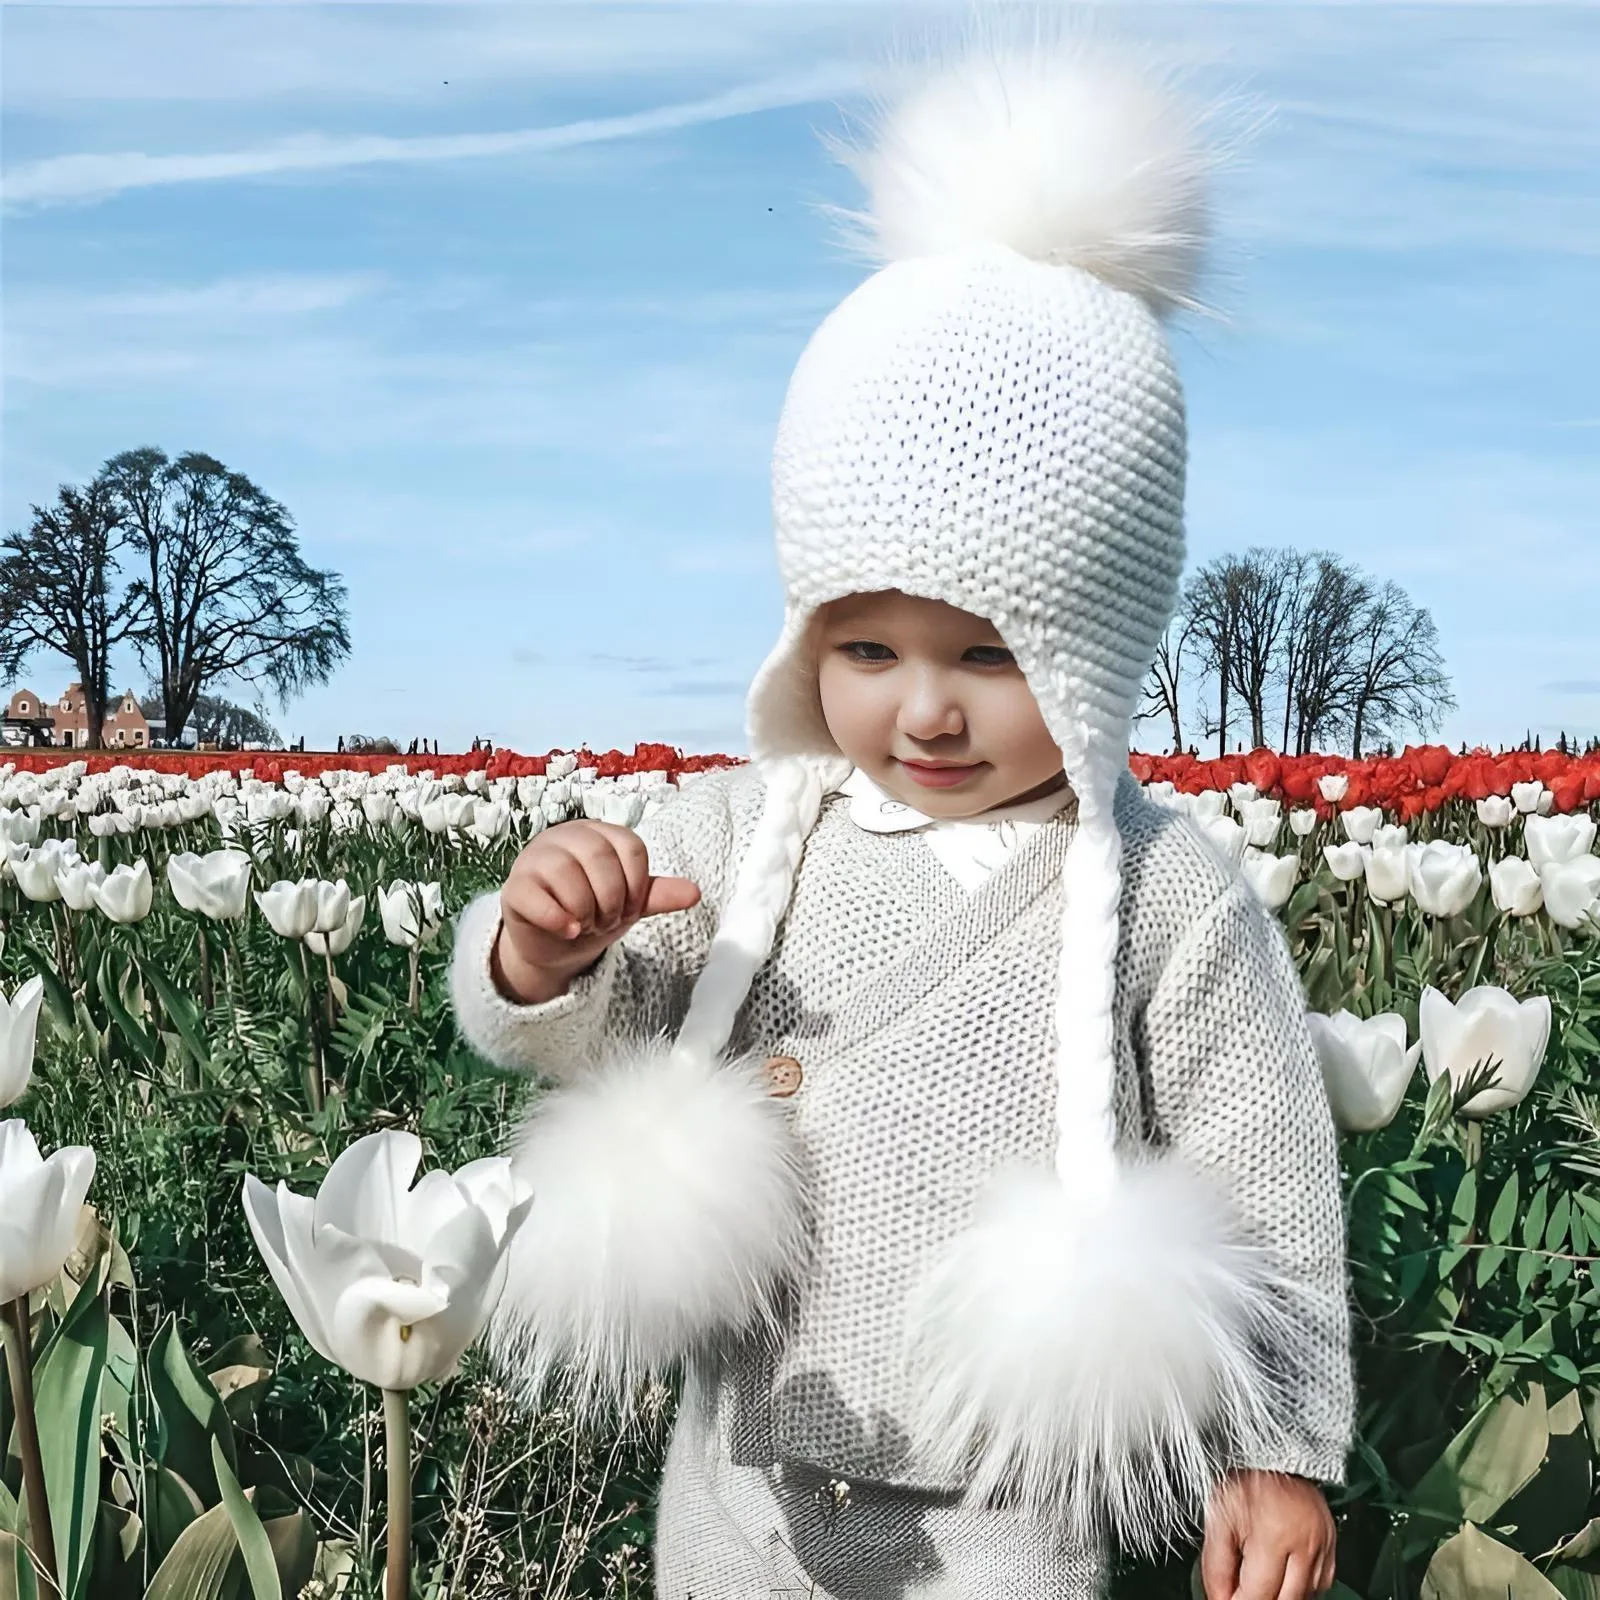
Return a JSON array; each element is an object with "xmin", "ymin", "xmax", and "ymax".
[
  {"xmin": 1317, "ymin": 774, "xmax": 1349, "ymax": 803},
  {"xmin": 1476, "ymin": 796, "xmax": 1516, "ymax": 829},
  {"xmin": 1419, "ymin": 984, "xmax": 1550, "ymax": 1118},
  {"xmin": 599, "ymin": 791, "xmax": 646, "ymax": 829},
  {"xmin": 0, "ymin": 979, "xmax": 44, "ymax": 1109},
  {"xmin": 306, "ymin": 894, "xmax": 367, "ymax": 958},
  {"xmin": 1306, "ymin": 1010, "xmax": 1421, "ymax": 1133},
  {"xmin": 469, "ymin": 800, "xmax": 512, "ymax": 844},
  {"xmin": 1227, "ymin": 781, "xmax": 1259, "ymax": 813},
  {"xmin": 1240, "ymin": 850, "xmax": 1298, "ymax": 911},
  {"xmin": 1234, "ymin": 798, "xmax": 1280, "ymax": 849},
  {"xmin": 294, "ymin": 790, "xmax": 331, "ymax": 826},
  {"xmin": 1373, "ymin": 824, "xmax": 1410, "ymax": 852},
  {"xmin": 1510, "ymin": 781, "xmax": 1545, "ymax": 815},
  {"xmin": 1406, "ymin": 840, "xmax": 1482, "ymax": 918},
  {"xmin": 57, "ymin": 858, "xmax": 105, "ymax": 911},
  {"xmin": 87, "ymin": 812, "xmax": 136, "ymax": 838},
  {"xmin": 1322, "ymin": 841, "xmax": 1369, "ymax": 882},
  {"xmin": 241, "ymin": 1129, "xmax": 532, "ymax": 1391},
  {"xmin": 0, "ymin": 812, "xmax": 41, "ymax": 847},
  {"xmin": 1538, "ymin": 855, "xmax": 1600, "ymax": 933},
  {"xmin": 312, "ymin": 879, "xmax": 352, "ymax": 935},
  {"xmin": 256, "ymin": 879, "xmax": 321, "ymax": 940},
  {"xmin": 11, "ymin": 849, "xmax": 63, "ymax": 904},
  {"xmin": 168, "ymin": 850, "xmax": 254, "ymax": 921},
  {"xmin": 1201, "ymin": 814, "xmax": 1248, "ymax": 867},
  {"xmin": 378, "ymin": 881, "xmax": 445, "ymax": 949},
  {"xmin": 362, "ymin": 793, "xmax": 399, "ymax": 829},
  {"xmin": 418, "ymin": 797, "xmax": 451, "ymax": 835},
  {"xmin": 1341, "ymin": 806, "xmax": 1384, "ymax": 846},
  {"xmin": 1364, "ymin": 845, "xmax": 1410, "ymax": 907},
  {"xmin": 1489, "ymin": 856, "xmax": 1544, "ymax": 918},
  {"xmin": 1523, "ymin": 812, "xmax": 1598, "ymax": 870},
  {"xmin": 1187, "ymin": 790, "xmax": 1228, "ymax": 824},
  {"xmin": 92, "ymin": 861, "xmax": 153, "ymax": 924},
  {"xmin": 0, "ymin": 1121, "xmax": 97, "ymax": 1301},
  {"xmin": 1288, "ymin": 808, "xmax": 1319, "ymax": 838}
]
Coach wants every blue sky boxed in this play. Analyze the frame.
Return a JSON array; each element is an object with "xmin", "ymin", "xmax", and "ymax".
[{"xmin": 4, "ymin": 2, "xmax": 1597, "ymax": 758}]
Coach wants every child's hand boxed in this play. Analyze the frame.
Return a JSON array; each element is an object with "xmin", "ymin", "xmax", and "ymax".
[
  {"xmin": 491, "ymin": 820, "xmax": 701, "ymax": 1004},
  {"xmin": 1200, "ymin": 1470, "xmax": 1337, "ymax": 1600}
]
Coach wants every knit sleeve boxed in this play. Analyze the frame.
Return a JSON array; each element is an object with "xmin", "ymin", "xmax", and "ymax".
[
  {"xmin": 447, "ymin": 775, "xmax": 736, "ymax": 1082},
  {"xmin": 1140, "ymin": 873, "xmax": 1356, "ymax": 1487}
]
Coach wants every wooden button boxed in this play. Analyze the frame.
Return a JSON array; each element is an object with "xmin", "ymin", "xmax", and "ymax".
[{"xmin": 764, "ymin": 1055, "xmax": 803, "ymax": 1097}]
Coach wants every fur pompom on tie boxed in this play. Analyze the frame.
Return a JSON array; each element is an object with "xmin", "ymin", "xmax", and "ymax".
[
  {"xmin": 486, "ymin": 752, "xmax": 842, "ymax": 1425},
  {"xmin": 902, "ymin": 1153, "xmax": 1312, "ymax": 1560},
  {"xmin": 487, "ymin": 1034, "xmax": 811, "ymax": 1426}
]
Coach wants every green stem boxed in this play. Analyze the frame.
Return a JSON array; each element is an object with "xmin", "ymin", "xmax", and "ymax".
[
  {"xmin": 295, "ymin": 943, "xmax": 325, "ymax": 1114},
  {"xmin": 3, "ymin": 1298, "xmax": 60, "ymax": 1599},
  {"xmin": 407, "ymin": 947, "xmax": 421, "ymax": 1016},
  {"xmin": 383, "ymin": 1387, "xmax": 412, "ymax": 1600}
]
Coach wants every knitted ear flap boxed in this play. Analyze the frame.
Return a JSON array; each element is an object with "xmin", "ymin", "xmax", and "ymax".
[
  {"xmin": 901, "ymin": 754, "xmax": 1308, "ymax": 1558},
  {"xmin": 488, "ymin": 753, "xmax": 843, "ymax": 1426}
]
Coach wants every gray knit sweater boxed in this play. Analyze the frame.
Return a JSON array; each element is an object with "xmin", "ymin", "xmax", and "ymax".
[{"xmin": 450, "ymin": 761, "xmax": 1356, "ymax": 1491}]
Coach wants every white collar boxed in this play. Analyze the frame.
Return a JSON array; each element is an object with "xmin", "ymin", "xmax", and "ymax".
[{"xmin": 838, "ymin": 765, "xmax": 1076, "ymax": 834}]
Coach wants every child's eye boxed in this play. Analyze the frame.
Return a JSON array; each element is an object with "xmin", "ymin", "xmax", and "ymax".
[
  {"xmin": 839, "ymin": 641, "xmax": 895, "ymax": 662},
  {"xmin": 965, "ymin": 646, "xmax": 1015, "ymax": 666}
]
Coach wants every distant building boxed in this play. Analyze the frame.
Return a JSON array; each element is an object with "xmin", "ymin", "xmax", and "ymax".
[{"xmin": 2, "ymin": 683, "xmax": 154, "ymax": 749}]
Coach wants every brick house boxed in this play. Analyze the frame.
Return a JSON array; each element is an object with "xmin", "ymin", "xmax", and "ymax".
[{"xmin": 2, "ymin": 683, "xmax": 152, "ymax": 749}]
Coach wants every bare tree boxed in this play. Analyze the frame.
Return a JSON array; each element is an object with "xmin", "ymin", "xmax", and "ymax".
[
  {"xmin": 1345, "ymin": 580, "xmax": 1455, "ymax": 755},
  {"xmin": 101, "ymin": 448, "xmax": 350, "ymax": 747},
  {"xmin": 1184, "ymin": 557, "xmax": 1251, "ymax": 757},
  {"xmin": 1136, "ymin": 615, "xmax": 1194, "ymax": 753},
  {"xmin": 1170, "ymin": 545, "xmax": 1455, "ymax": 757},
  {"xmin": 0, "ymin": 481, "xmax": 146, "ymax": 749}
]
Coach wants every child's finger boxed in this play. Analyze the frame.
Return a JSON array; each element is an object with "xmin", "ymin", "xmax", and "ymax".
[
  {"xmin": 537, "ymin": 852, "xmax": 603, "ymax": 933},
  {"xmin": 504, "ymin": 878, "xmax": 584, "ymax": 941},
  {"xmin": 641, "ymin": 875, "xmax": 702, "ymax": 918},
  {"xmin": 1235, "ymin": 1539, "xmax": 1289, "ymax": 1600},
  {"xmin": 1271, "ymin": 1553, "xmax": 1315, "ymax": 1600},
  {"xmin": 609, "ymin": 830, "xmax": 654, "ymax": 922},
  {"xmin": 1199, "ymin": 1518, "xmax": 1241, "ymax": 1600},
  {"xmin": 564, "ymin": 833, "xmax": 633, "ymax": 926}
]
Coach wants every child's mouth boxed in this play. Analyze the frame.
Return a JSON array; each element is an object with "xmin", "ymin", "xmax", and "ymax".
[{"xmin": 898, "ymin": 759, "xmax": 984, "ymax": 788}]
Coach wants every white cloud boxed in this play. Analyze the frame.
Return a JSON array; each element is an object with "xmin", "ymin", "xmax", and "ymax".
[{"xmin": 2, "ymin": 64, "xmax": 863, "ymax": 209}]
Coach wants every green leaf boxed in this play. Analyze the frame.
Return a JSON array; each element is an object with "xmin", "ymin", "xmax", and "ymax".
[
  {"xmin": 91, "ymin": 1499, "xmax": 143, "ymax": 1600},
  {"xmin": 1475, "ymin": 1245, "xmax": 1507, "ymax": 1287},
  {"xmin": 1382, "ymin": 1174, "xmax": 1427, "ymax": 1212},
  {"xmin": 1450, "ymin": 1168, "xmax": 1479, "ymax": 1240},
  {"xmin": 1421, "ymin": 1522, "xmax": 1565, "ymax": 1598},
  {"xmin": 1489, "ymin": 1172, "xmax": 1520, "ymax": 1244},
  {"xmin": 209, "ymin": 1438, "xmax": 277, "ymax": 1600},
  {"xmin": 96, "ymin": 949, "xmax": 157, "ymax": 1061},
  {"xmin": 263, "ymin": 1511, "xmax": 316, "ymax": 1599},
  {"xmin": 1409, "ymin": 1385, "xmax": 1549, "ymax": 1522},
  {"xmin": 137, "ymin": 959, "xmax": 211, "ymax": 1071},
  {"xmin": 1549, "ymin": 1192, "xmax": 1574, "ymax": 1254},
  {"xmin": 1524, "ymin": 1183, "xmax": 1552, "ymax": 1250},
  {"xmin": 147, "ymin": 1317, "xmax": 237, "ymax": 1509},
  {"xmin": 27, "ymin": 1262, "xmax": 110, "ymax": 1600},
  {"xmin": 139, "ymin": 1465, "xmax": 204, "ymax": 1563},
  {"xmin": 0, "ymin": 1531, "xmax": 39, "ymax": 1600},
  {"xmin": 143, "ymin": 1499, "xmax": 244, "ymax": 1600}
]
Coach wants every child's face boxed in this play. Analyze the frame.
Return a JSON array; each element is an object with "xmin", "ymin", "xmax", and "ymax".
[{"xmin": 812, "ymin": 589, "xmax": 1068, "ymax": 817}]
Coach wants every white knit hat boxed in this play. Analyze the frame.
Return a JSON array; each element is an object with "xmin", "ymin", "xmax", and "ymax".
[{"xmin": 492, "ymin": 34, "xmax": 1304, "ymax": 1558}]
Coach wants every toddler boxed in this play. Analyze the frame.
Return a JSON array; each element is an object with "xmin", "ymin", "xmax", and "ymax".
[{"xmin": 451, "ymin": 36, "xmax": 1354, "ymax": 1600}]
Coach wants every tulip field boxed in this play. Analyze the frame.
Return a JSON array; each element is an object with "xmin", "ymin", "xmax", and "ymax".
[{"xmin": 0, "ymin": 739, "xmax": 1598, "ymax": 1599}]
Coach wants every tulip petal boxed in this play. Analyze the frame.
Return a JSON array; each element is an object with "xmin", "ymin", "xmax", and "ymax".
[
  {"xmin": 243, "ymin": 1177, "xmax": 341, "ymax": 1365},
  {"xmin": 315, "ymin": 1129, "xmax": 422, "ymax": 1246}
]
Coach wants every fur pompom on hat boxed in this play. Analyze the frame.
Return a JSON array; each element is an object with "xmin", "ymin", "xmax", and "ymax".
[{"xmin": 493, "ymin": 28, "xmax": 1308, "ymax": 1557}]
